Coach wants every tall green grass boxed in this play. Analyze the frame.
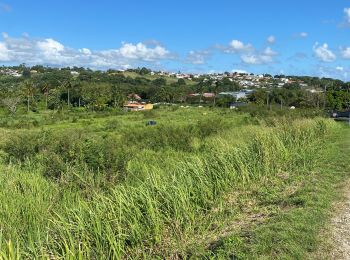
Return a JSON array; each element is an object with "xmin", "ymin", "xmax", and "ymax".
[{"xmin": 0, "ymin": 110, "xmax": 338, "ymax": 258}]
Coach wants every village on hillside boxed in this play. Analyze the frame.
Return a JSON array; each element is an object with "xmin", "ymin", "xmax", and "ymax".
[{"xmin": 1, "ymin": 65, "xmax": 348, "ymax": 114}]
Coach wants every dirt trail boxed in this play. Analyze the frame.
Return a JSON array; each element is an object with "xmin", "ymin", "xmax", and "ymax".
[
  {"xmin": 327, "ymin": 127, "xmax": 350, "ymax": 259},
  {"xmin": 330, "ymin": 182, "xmax": 350, "ymax": 259}
]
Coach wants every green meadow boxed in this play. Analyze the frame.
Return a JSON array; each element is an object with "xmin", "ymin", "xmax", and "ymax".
[{"xmin": 0, "ymin": 107, "xmax": 349, "ymax": 259}]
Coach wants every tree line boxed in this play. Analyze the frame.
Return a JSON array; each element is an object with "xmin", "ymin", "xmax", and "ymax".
[{"xmin": 0, "ymin": 65, "xmax": 349, "ymax": 114}]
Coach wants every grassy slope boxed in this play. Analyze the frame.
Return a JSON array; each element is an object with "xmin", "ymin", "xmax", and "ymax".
[{"xmin": 207, "ymin": 123, "xmax": 350, "ymax": 259}]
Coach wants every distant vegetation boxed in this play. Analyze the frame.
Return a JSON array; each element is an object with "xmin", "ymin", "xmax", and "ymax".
[{"xmin": 0, "ymin": 65, "xmax": 349, "ymax": 115}]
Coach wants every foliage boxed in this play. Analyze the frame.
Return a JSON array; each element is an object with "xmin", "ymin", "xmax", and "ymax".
[
  {"xmin": 0, "ymin": 108, "xmax": 347, "ymax": 258},
  {"xmin": 0, "ymin": 65, "xmax": 349, "ymax": 113}
]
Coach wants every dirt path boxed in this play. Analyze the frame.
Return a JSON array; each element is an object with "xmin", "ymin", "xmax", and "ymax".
[
  {"xmin": 330, "ymin": 180, "xmax": 350, "ymax": 259},
  {"xmin": 328, "ymin": 125, "xmax": 350, "ymax": 260}
]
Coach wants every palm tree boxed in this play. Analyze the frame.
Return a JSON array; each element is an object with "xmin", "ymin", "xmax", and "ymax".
[
  {"xmin": 196, "ymin": 83, "xmax": 205, "ymax": 104},
  {"xmin": 212, "ymin": 82, "xmax": 221, "ymax": 107},
  {"xmin": 64, "ymin": 80, "xmax": 72, "ymax": 107},
  {"xmin": 22, "ymin": 81, "xmax": 36, "ymax": 113},
  {"xmin": 59, "ymin": 80, "xmax": 72, "ymax": 108},
  {"xmin": 42, "ymin": 83, "xmax": 49, "ymax": 110}
]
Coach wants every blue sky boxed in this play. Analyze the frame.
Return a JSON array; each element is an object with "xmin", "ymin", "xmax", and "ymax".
[{"xmin": 0, "ymin": 0, "xmax": 350, "ymax": 80}]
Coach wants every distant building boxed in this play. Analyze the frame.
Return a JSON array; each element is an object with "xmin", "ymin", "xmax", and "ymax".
[
  {"xmin": 71, "ymin": 71, "xmax": 80, "ymax": 76},
  {"xmin": 0, "ymin": 69, "xmax": 22, "ymax": 77},
  {"xmin": 203, "ymin": 93, "xmax": 215, "ymax": 98},
  {"xmin": 123, "ymin": 102, "xmax": 153, "ymax": 111},
  {"xmin": 188, "ymin": 93, "xmax": 201, "ymax": 97},
  {"xmin": 219, "ymin": 91, "xmax": 247, "ymax": 100}
]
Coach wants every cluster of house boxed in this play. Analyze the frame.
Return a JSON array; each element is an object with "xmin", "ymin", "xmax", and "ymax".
[
  {"xmin": 123, "ymin": 90, "xmax": 255, "ymax": 111},
  {"xmin": 0, "ymin": 68, "xmax": 22, "ymax": 77},
  {"xmin": 123, "ymin": 94, "xmax": 154, "ymax": 111},
  {"xmin": 205, "ymin": 73, "xmax": 309, "ymax": 89},
  {"xmin": 1, "ymin": 67, "xmax": 310, "ymax": 90},
  {"xmin": 188, "ymin": 90, "xmax": 254, "ymax": 100},
  {"xmin": 147, "ymin": 70, "xmax": 310, "ymax": 89}
]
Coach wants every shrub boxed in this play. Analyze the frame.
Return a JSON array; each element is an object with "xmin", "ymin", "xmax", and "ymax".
[
  {"xmin": 2, "ymin": 132, "xmax": 43, "ymax": 162},
  {"xmin": 42, "ymin": 151, "xmax": 66, "ymax": 180}
]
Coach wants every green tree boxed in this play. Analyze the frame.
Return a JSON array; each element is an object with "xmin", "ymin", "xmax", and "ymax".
[
  {"xmin": 111, "ymin": 85, "xmax": 127, "ymax": 108},
  {"xmin": 21, "ymin": 80, "xmax": 36, "ymax": 113}
]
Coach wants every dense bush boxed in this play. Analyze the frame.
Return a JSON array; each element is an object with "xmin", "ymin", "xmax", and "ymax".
[{"xmin": 2, "ymin": 132, "xmax": 44, "ymax": 162}]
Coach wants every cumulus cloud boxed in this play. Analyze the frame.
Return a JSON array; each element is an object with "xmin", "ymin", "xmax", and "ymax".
[
  {"xmin": 226, "ymin": 40, "xmax": 253, "ymax": 53},
  {"xmin": 117, "ymin": 42, "xmax": 169, "ymax": 61},
  {"xmin": 336, "ymin": 66, "xmax": 344, "ymax": 71},
  {"xmin": 79, "ymin": 48, "xmax": 92, "ymax": 55},
  {"xmin": 232, "ymin": 69, "xmax": 248, "ymax": 74},
  {"xmin": 339, "ymin": 8, "xmax": 350, "ymax": 27},
  {"xmin": 318, "ymin": 66, "xmax": 350, "ymax": 81},
  {"xmin": 267, "ymin": 35, "xmax": 276, "ymax": 44},
  {"xmin": 344, "ymin": 8, "xmax": 350, "ymax": 24},
  {"xmin": 262, "ymin": 47, "xmax": 278, "ymax": 56},
  {"xmin": 0, "ymin": 34, "xmax": 173, "ymax": 69},
  {"xmin": 186, "ymin": 50, "xmax": 211, "ymax": 64},
  {"xmin": 241, "ymin": 55, "xmax": 273, "ymax": 65},
  {"xmin": 0, "ymin": 42, "xmax": 9, "ymax": 61},
  {"xmin": 220, "ymin": 39, "xmax": 278, "ymax": 65},
  {"xmin": 313, "ymin": 43, "xmax": 336, "ymax": 62},
  {"xmin": 341, "ymin": 47, "xmax": 350, "ymax": 59},
  {"xmin": 241, "ymin": 47, "xmax": 278, "ymax": 65}
]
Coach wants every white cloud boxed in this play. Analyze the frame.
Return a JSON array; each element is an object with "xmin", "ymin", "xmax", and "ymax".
[
  {"xmin": 0, "ymin": 34, "xmax": 173, "ymax": 69},
  {"xmin": 341, "ymin": 47, "xmax": 350, "ymax": 59},
  {"xmin": 232, "ymin": 69, "xmax": 248, "ymax": 74},
  {"xmin": 313, "ymin": 43, "xmax": 336, "ymax": 62},
  {"xmin": 319, "ymin": 66, "xmax": 350, "ymax": 81},
  {"xmin": 336, "ymin": 66, "xmax": 344, "ymax": 71},
  {"xmin": 0, "ymin": 42, "xmax": 10, "ymax": 61},
  {"xmin": 263, "ymin": 47, "xmax": 278, "ymax": 56},
  {"xmin": 241, "ymin": 54, "xmax": 274, "ymax": 65},
  {"xmin": 227, "ymin": 40, "xmax": 253, "ymax": 53},
  {"xmin": 37, "ymin": 38, "xmax": 65, "ymax": 63},
  {"xmin": 267, "ymin": 35, "xmax": 276, "ymax": 44},
  {"xmin": 340, "ymin": 8, "xmax": 350, "ymax": 27},
  {"xmin": 117, "ymin": 42, "xmax": 169, "ymax": 61},
  {"xmin": 221, "ymin": 39, "xmax": 277, "ymax": 65},
  {"xmin": 79, "ymin": 48, "xmax": 92, "ymax": 55},
  {"xmin": 344, "ymin": 8, "xmax": 350, "ymax": 24},
  {"xmin": 186, "ymin": 50, "xmax": 211, "ymax": 64},
  {"xmin": 241, "ymin": 47, "xmax": 278, "ymax": 65}
]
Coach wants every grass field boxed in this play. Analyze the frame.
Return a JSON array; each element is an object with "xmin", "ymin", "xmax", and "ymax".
[{"xmin": 0, "ymin": 107, "xmax": 348, "ymax": 259}]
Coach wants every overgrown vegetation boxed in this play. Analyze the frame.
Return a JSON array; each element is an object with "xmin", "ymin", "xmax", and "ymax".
[
  {"xmin": 0, "ymin": 107, "xmax": 348, "ymax": 258},
  {"xmin": 1, "ymin": 65, "xmax": 349, "ymax": 114}
]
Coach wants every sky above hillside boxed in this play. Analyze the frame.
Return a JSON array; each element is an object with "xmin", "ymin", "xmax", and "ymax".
[{"xmin": 0, "ymin": 0, "xmax": 350, "ymax": 80}]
